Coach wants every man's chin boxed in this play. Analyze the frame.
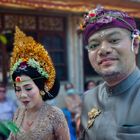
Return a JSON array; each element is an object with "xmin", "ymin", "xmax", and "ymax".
[{"xmin": 98, "ymin": 70, "xmax": 119, "ymax": 77}]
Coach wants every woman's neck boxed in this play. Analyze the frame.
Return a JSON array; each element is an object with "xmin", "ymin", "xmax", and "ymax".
[{"xmin": 26, "ymin": 100, "xmax": 44, "ymax": 114}]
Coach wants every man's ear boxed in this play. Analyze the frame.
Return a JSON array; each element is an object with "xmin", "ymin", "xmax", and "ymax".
[{"xmin": 133, "ymin": 38, "xmax": 140, "ymax": 54}]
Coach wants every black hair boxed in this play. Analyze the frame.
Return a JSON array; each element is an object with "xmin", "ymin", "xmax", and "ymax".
[{"xmin": 12, "ymin": 66, "xmax": 60, "ymax": 101}]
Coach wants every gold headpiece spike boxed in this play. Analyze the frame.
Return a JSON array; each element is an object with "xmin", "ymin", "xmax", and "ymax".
[
  {"xmin": 10, "ymin": 26, "xmax": 56, "ymax": 91},
  {"xmin": 14, "ymin": 26, "xmax": 28, "ymax": 49}
]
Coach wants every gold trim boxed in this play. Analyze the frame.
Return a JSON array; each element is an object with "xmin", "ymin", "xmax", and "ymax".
[{"xmin": 87, "ymin": 107, "xmax": 101, "ymax": 129}]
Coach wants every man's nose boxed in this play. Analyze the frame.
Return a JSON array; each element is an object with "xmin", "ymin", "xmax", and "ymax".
[{"xmin": 97, "ymin": 41, "xmax": 113, "ymax": 56}]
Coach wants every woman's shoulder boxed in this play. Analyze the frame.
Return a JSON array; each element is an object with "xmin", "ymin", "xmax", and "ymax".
[
  {"xmin": 45, "ymin": 103, "xmax": 64, "ymax": 117},
  {"xmin": 44, "ymin": 104, "xmax": 69, "ymax": 131}
]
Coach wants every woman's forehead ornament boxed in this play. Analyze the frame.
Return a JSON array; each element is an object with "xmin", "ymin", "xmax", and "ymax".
[{"xmin": 15, "ymin": 76, "xmax": 22, "ymax": 83}]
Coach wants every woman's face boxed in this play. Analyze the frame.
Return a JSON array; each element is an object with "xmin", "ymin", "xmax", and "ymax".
[{"xmin": 15, "ymin": 75, "xmax": 43, "ymax": 110}]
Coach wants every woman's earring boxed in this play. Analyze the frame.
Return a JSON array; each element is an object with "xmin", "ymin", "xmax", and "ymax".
[
  {"xmin": 40, "ymin": 91, "xmax": 45, "ymax": 96},
  {"xmin": 44, "ymin": 86, "xmax": 53, "ymax": 98}
]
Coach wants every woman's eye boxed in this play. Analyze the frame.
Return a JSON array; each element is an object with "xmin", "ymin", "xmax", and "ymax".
[
  {"xmin": 25, "ymin": 88, "xmax": 32, "ymax": 91},
  {"xmin": 15, "ymin": 89, "xmax": 21, "ymax": 92}
]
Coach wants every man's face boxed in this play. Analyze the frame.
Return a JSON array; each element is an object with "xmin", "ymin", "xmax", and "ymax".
[
  {"xmin": 0, "ymin": 86, "xmax": 6, "ymax": 101},
  {"xmin": 87, "ymin": 28, "xmax": 139, "ymax": 84}
]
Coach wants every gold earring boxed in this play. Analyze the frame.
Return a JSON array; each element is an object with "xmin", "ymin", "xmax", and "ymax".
[
  {"xmin": 44, "ymin": 85, "xmax": 48, "ymax": 92},
  {"xmin": 40, "ymin": 91, "xmax": 45, "ymax": 96},
  {"xmin": 44, "ymin": 85, "xmax": 53, "ymax": 98}
]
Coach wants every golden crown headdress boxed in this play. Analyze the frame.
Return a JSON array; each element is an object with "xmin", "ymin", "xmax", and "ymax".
[{"xmin": 10, "ymin": 26, "xmax": 55, "ymax": 91}]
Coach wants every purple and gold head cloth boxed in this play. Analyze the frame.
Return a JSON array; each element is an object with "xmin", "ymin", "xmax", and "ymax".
[{"xmin": 83, "ymin": 6, "xmax": 139, "ymax": 45}]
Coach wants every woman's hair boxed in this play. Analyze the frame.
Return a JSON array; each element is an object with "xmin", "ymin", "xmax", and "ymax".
[{"xmin": 12, "ymin": 66, "xmax": 60, "ymax": 101}]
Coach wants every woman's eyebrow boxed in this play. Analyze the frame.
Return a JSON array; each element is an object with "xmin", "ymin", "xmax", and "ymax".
[
  {"xmin": 16, "ymin": 84, "xmax": 31, "ymax": 88},
  {"xmin": 23, "ymin": 84, "xmax": 31, "ymax": 87}
]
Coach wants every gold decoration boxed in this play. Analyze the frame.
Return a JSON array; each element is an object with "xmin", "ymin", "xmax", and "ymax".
[
  {"xmin": 87, "ymin": 107, "xmax": 101, "ymax": 129},
  {"xmin": 10, "ymin": 26, "xmax": 56, "ymax": 91},
  {"xmin": 44, "ymin": 85, "xmax": 48, "ymax": 92},
  {"xmin": 40, "ymin": 91, "xmax": 46, "ymax": 96}
]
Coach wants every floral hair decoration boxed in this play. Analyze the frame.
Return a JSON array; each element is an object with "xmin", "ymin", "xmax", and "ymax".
[
  {"xmin": 11, "ymin": 58, "xmax": 49, "ymax": 79},
  {"xmin": 10, "ymin": 26, "xmax": 55, "ymax": 92},
  {"xmin": 82, "ymin": 6, "xmax": 140, "ymax": 45},
  {"xmin": 82, "ymin": 6, "xmax": 136, "ymax": 30}
]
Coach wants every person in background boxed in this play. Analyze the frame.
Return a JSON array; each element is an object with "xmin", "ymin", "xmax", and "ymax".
[
  {"xmin": 80, "ymin": 6, "xmax": 140, "ymax": 140},
  {"xmin": 84, "ymin": 80, "xmax": 97, "ymax": 91},
  {"xmin": 96, "ymin": 79, "xmax": 103, "ymax": 86},
  {"xmin": 63, "ymin": 83, "xmax": 82, "ymax": 140},
  {"xmin": 64, "ymin": 82, "xmax": 74, "ymax": 91},
  {"xmin": 7, "ymin": 27, "xmax": 70, "ymax": 140},
  {"xmin": 0, "ymin": 83, "xmax": 17, "ymax": 140}
]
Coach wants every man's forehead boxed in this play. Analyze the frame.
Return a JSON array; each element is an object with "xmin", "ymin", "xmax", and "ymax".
[{"xmin": 88, "ymin": 28, "xmax": 130, "ymax": 41}]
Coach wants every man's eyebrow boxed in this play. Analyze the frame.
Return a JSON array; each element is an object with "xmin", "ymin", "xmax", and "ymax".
[
  {"xmin": 107, "ymin": 31, "xmax": 121, "ymax": 37},
  {"xmin": 97, "ymin": 31, "xmax": 121, "ymax": 38}
]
